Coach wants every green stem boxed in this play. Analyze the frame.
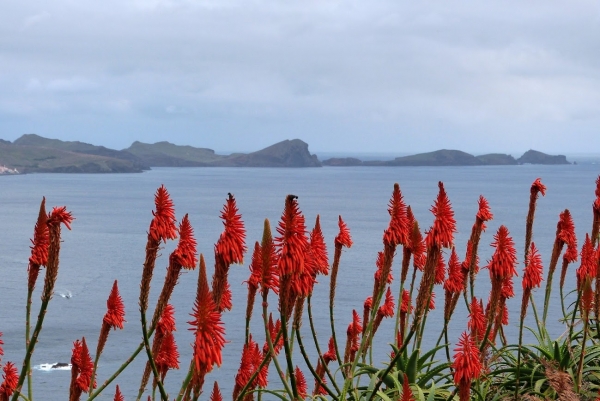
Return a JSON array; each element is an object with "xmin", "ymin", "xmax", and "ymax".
[
  {"xmin": 140, "ymin": 310, "xmax": 168, "ymax": 401},
  {"xmin": 307, "ymin": 296, "xmax": 340, "ymax": 393},
  {"xmin": 295, "ymin": 328, "xmax": 338, "ymax": 399},
  {"xmin": 87, "ymin": 342, "xmax": 144, "ymax": 400},
  {"xmin": 25, "ymin": 288, "xmax": 34, "ymax": 401},
  {"xmin": 175, "ymin": 361, "xmax": 194, "ymax": 401},
  {"xmin": 263, "ymin": 296, "xmax": 295, "ymax": 400},
  {"xmin": 11, "ymin": 298, "xmax": 51, "ymax": 401}
]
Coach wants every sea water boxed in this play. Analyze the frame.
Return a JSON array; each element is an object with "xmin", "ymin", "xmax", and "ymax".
[{"xmin": 1, "ymin": 165, "xmax": 599, "ymax": 399}]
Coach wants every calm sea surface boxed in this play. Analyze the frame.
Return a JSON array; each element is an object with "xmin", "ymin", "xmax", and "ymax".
[{"xmin": 1, "ymin": 165, "xmax": 599, "ymax": 399}]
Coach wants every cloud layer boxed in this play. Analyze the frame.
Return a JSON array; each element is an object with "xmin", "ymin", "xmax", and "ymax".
[{"xmin": 2, "ymin": 1, "xmax": 600, "ymax": 153}]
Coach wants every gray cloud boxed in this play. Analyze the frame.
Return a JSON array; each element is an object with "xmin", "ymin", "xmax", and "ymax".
[{"xmin": 1, "ymin": 0, "xmax": 600, "ymax": 153}]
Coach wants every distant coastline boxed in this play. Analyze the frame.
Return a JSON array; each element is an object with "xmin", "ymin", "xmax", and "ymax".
[{"xmin": 0, "ymin": 134, "xmax": 575, "ymax": 174}]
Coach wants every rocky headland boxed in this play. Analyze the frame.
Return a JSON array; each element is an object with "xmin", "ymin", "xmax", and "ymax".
[{"xmin": 0, "ymin": 134, "xmax": 570, "ymax": 174}]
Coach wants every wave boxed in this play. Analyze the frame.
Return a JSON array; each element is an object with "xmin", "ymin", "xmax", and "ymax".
[
  {"xmin": 34, "ymin": 362, "xmax": 72, "ymax": 371},
  {"xmin": 55, "ymin": 290, "xmax": 73, "ymax": 299}
]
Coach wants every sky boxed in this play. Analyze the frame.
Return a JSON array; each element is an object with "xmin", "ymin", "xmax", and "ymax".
[{"xmin": 2, "ymin": 1, "xmax": 600, "ymax": 155}]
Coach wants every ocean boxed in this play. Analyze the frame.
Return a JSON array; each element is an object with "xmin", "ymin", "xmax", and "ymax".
[{"xmin": 1, "ymin": 164, "xmax": 599, "ymax": 399}]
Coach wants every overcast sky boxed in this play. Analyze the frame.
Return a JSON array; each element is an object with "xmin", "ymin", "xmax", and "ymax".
[{"xmin": 2, "ymin": 1, "xmax": 600, "ymax": 154}]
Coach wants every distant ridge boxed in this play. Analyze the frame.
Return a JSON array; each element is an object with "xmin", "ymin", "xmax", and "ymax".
[
  {"xmin": 322, "ymin": 149, "xmax": 568, "ymax": 166},
  {"xmin": 0, "ymin": 133, "xmax": 571, "ymax": 174}
]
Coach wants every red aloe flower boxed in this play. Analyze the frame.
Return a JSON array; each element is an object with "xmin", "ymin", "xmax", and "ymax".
[
  {"xmin": 210, "ymin": 382, "xmax": 223, "ymax": 401},
  {"xmin": 149, "ymin": 185, "xmax": 178, "ymax": 243},
  {"xmin": 215, "ymin": 193, "xmax": 247, "ymax": 266},
  {"xmin": 295, "ymin": 367, "xmax": 307, "ymax": 399},
  {"xmin": 435, "ymin": 252, "xmax": 446, "ymax": 284},
  {"xmin": 523, "ymin": 243, "xmax": 543, "ymax": 290},
  {"xmin": 468, "ymin": 298, "xmax": 486, "ymax": 344},
  {"xmin": 401, "ymin": 374, "xmax": 415, "ymax": 401},
  {"xmin": 335, "ymin": 215, "xmax": 353, "ymax": 248},
  {"xmin": 323, "ymin": 337, "xmax": 337, "ymax": 363},
  {"xmin": 174, "ymin": 214, "xmax": 198, "ymax": 269},
  {"xmin": 453, "ymin": 331, "xmax": 482, "ymax": 401},
  {"xmin": 383, "ymin": 183, "xmax": 409, "ymax": 247},
  {"xmin": 70, "ymin": 337, "xmax": 94, "ymax": 401},
  {"xmin": 246, "ymin": 242, "xmax": 262, "ymax": 292},
  {"xmin": 155, "ymin": 332, "xmax": 180, "ymax": 378},
  {"xmin": 310, "ymin": 215, "xmax": 329, "ymax": 275},
  {"xmin": 343, "ymin": 310, "xmax": 362, "ymax": 365},
  {"xmin": 157, "ymin": 304, "xmax": 177, "ymax": 335},
  {"xmin": 363, "ymin": 296, "xmax": 372, "ymax": 335},
  {"xmin": 189, "ymin": 257, "xmax": 226, "ymax": 374},
  {"xmin": 0, "ymin": 362, "xmax": 18, "ymax": 400},
  {"xmin": 263, "ymin": 314, "xmax": 283, "ymax": 355},
  {"xmin": 444, "ymin": 248, "xmax": 464, "ymax": 293},
  {"xmin": 407, "ymin": 211, "xmax": 426, "ymax": 271},
  {"xmin": 425, "ymin": 182, "xmax": 457, "ymax": 249},
  {"xmin": 48, "ymin": 206, "xmax": 74, "ymax": 229},
  {"xmin": 476, "ymin": 196, "xmax": 493, "ymax": 231},
  {"xmin": 233, "ymin": 336, "xmax": 262, "ymax": 399},
  {"xmin": 260, "ymin": 220, "xmax": 279, "ymax": 297},
  {"xmin": 487, "ymin": 226, "xmax": 518, "ymax": 280},
  {"xmin": 377, "ymin": 287, "xmax": 395, "ymax": 319},
  {"xmin": 276, "ymin": 195, "xmax": 309, "ymax": 276},
  {"xmin": 558, "ymin": 210, "xmax": 577, "ymax": 257},
  {"xmin": 576, "ymin": 234, "xmax": 596, "ymax": 289},
  {"xmin": 0, "ymin": 332, "xmax": 3, "ymax": 361},
  {"xmin": 104, "ymin": 280, "xmax": 126, "ymax": 330},
  {"xmin": 531, "ymin": 178, "xmax": 547, "ymax": 197},
  {"xmin": 113, "ymin": 385, "xmax": 124, "ymax": 401},
  {"xmin": 28, "ymin": 197, "xmax": 49, "ymax": 290}
]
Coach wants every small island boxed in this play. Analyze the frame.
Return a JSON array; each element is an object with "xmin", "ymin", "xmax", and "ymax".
[{"xmin": 0, "ymin": 134, "xmax": 570, "ymax": 174}]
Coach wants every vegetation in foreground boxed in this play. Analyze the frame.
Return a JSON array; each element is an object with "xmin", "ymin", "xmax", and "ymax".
[{"xmin": 1, "ymin": 175, "xmax": 600, "ymax": 400}]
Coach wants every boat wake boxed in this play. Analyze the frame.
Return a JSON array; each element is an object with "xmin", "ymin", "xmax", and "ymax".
[
  {"xmin": 34, "ymin": 362, "xmax": 72, "ymax": 371},
  {"xmin": 56, "ymin": 290, "xmax": 73, "ymax": 299}
]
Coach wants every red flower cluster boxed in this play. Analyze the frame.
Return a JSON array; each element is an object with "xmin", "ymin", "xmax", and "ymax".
[
  {"xmin": 406, "ymin": 208, "xmax": 426, "ymax": 271},
  {"xmin": 233, "ymin": 336, "xmax": 263, "ymax": 399},
  {"xmin": 323, "ymin": 337, "xmax": 337, "ymax": 363},
  {"xmin": 577, "ymin": 234, "xmax": 596, "ymax": 289},
  {"xmin": 377, "ymin": 287, "xmax": 395, "ymax": 319},
  {"xmin": 210, "ymin": 382, "xmax": 223, "ymax": 401},
  {"xmin": 383, "ymin": 183, "xmax": 409, "ymax": 247},
  {"xmin": 522, "ymin": 243, "xmax": 543, "ymax": 290},
  {"xmin": 70, "ymin": 338, "xmax": 95, "ymax": 401},
  {"xmin": 401, "ymin": 374, "xmax": 415, "ymax": 401},
  {"xmin": 468, "ymin": 298, "xmax": 486, "ymax": 344},
  {"xmin": 215, "ymin": 193, "xmax": 247, "ymax": 266},
  {"xmin": 260, "ymin": 221, "xmax": 280, "ymax": 297},
  {"xmin": 48, "ymin": 206, "xmax": 74, "ymax": 229},
  {"xmin": 426, "ymin": 182, "xmax": 457, "ymax": 249},
  {"xmin": 29, "ymin": 197, "xmax": 49, "ymax": 267},
  {"xmin": 444, "ymin": 248, "xmax": 465, "ymax": 293},
  {"xmin": 174, "ymin": 214, "xmax": 198, "ymax": 269},
  {"xmin": 276, "ymin": 195, "xmax": 309, "ymax": 277},
  {"xmin": 309, "ymin": 215, "xmax": 329, "ymax": 276},
  {"xmin": 294, "ymin": 367, "xmax": 307, "ymax": 399},
  {"xmin": 487, "ymin": 226, "xmax": 518, "ymax": 280},
  {"xmin": 155, "ymin": 332, "xmax": 179, "ymax": 378},
  {"xmin": 453, "ymin": 331, "xmax": 482, "ymax": 401},
  {"xmin": 475, "ymin": 196, "xmax": 493, "ymax": 230},
  {"xmin": 103, "ymin": 280, "xmax": 126, "ymax": 330},
  {"xmin": 113, "ymin": 385, "xmax": 124, "ymax": 401},
  {"xmin": 559, "ymin": 210, "xmax": 578, "ymax": 263},
  {"xmin": 335, "ymin": 215, "xmax": 353, "ymax": 248},
  {"xmin": 157, "ymin": 304, "xmax": 177, "ymax": 335},
  {"xmin": 149, "ymin": 185, "xmax": 177, "ymax": 243},
  {"xmin": 189, "ymin": 262, "xmax": 226, "ymax": 374},
  {"xmin": 531, "ymin": 178, "xmax": 547, "ymax": 198},
  {"xmin": 0, "ymin": 362, "xmax": 18, "ymax": 400}
]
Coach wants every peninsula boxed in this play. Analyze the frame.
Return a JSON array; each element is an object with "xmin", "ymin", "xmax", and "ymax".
[{"xmin": 0, "ymin": 134, "xmax": 570, "ymax": 174}]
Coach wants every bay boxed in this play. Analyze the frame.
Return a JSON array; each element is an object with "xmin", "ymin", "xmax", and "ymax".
[{"xmin": 0, "ymin": 164, "xmax": 599, "ymax": 398}]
